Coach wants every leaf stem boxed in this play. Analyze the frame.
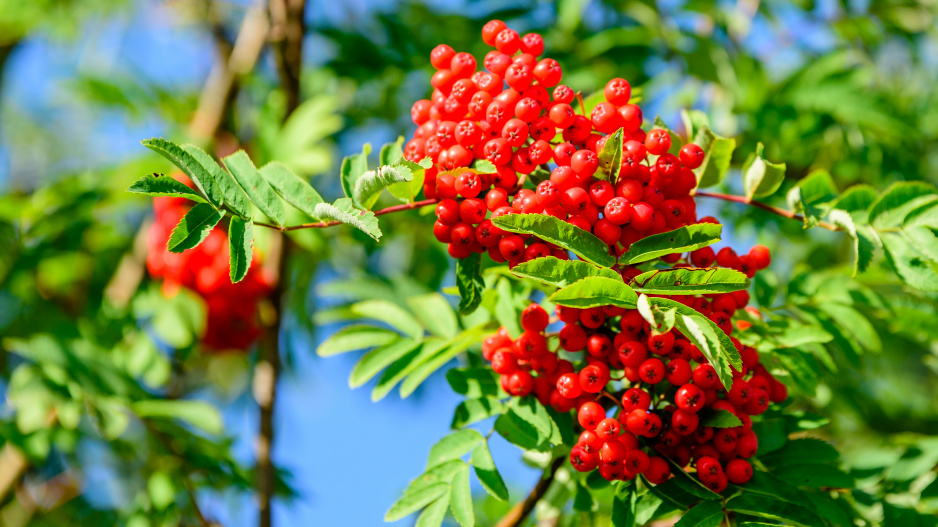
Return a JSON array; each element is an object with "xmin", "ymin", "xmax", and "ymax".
[
  {"xmin": 495, "ymin": 456, "xmax": 564, "ymax": 527},
  {"xmin": 253, "ymin": 198, "xmax": 439, "ymax": 232},
  {"xmin": 694, "ymin": 191, "xmax": 841, "ymax": 232}
]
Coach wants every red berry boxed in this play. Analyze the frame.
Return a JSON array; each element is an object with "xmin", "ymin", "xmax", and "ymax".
[
  {"xmin": 726, "ymin": 459, "xmax": 752, "ymax": 484},
  {"xmin": 482, "ymin": 20, "xmax": 508, "ymax": 46},
  {"xmin": 521, "ymin": 304, "xmax": 550, "ymax": 332},
  {"xmin": 578, "ymin": 401, "xmax": 606, "ymax": 430},
  {"xmin": 679, "ymin": 143, "xmax": 705, "ymax": 169},
  {"xmin": 748, "ymin": 245, "xmax": 771, "ymax": 269},
  {"xmin": 638, "ymin": 358, "xmax": 665, "ymax": 384},
  {"xmin": 604, "ymin": 78, "xmax": 632, "ymax": 106}
]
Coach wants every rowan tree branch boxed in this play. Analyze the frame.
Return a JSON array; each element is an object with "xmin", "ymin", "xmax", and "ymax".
[
  {"xmin": 495, "ymin": 457, "xmax": 564, "ymax": 527},
  {"xmin": 251, "ymin": 198, "xmax": 439, "ymax": 232},
  {"xmin": 694, "ymin": 191, "xmax": 842, "ymax": 231}
]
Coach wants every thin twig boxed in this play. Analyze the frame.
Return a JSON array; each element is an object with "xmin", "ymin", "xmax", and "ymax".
[
  {"xmin": 495, "ymin": 457, "xmax": 565, "ymax": 527},
  {"xmin": 694, "ymin": 191, "xmax": 842, "ymax": 231},
  {"xmin": 252, "ymin": 199, "xmax": 439, "ymax": 232}
]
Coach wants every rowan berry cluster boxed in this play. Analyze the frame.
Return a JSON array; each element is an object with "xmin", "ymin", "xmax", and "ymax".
[
  {"xmin": 482, "ymin": 298, "xmax": 788, "ymax": 491},
  {"xmin": 147, "ymin": 177, "xmax": 271, "ymax": 351}
]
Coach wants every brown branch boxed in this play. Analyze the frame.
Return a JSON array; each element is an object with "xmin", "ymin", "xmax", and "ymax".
[
  {"xmin": 495, "ymin": 457, "xmax": 564, "ymax": 527},
  {"xmin": 189, "ymin": 5, "xmax": 269, "ymax": 141},
  {"xmin": 252, "ymin": 198, "xmax": 439, "ymax": 232},
  {"xmin": 268, "ymin": 0, "xmax": 306, "ymax": 117},
  {"xmin": 694, "ymin": 191, "xmax": 842, "ymax": 231}
]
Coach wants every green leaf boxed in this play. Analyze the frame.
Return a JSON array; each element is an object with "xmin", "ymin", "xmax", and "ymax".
[
  {"xmin": 316, "ymin": 325, "xmax": 398, "ymax": 356},
  {"xmin": 127, "ymin": 173, "xmax": 208, "ymax": 204},
  {"xmin": 371, "ymin": 340, "xmax": 444, "ymax": 401},
  {"xmin": 511, "ymin": 397, "xmax": 561, "ymax": 446},
  {"xmin": 312, "ymin": 198, "xmax": 382, "ymax": 241},
  {"xmin": 773, "ymin": 464, "xmax": 854, "ymax": 488},
  {"xmin": 222, "ymin": 150, "xmax": 287, "ymax": 226},
  {"xmin": 631, "ymin": 267, "xmax": 749, "ymax": 295},
  {"xmin": 621, "ymin": 224, "xmax": 723, "ymax": 264},
  {"xmin": 494, "ymin": 278, "xmax": 522, "ymax": 338},
  {"xmin": 751, "ymin": 419, "xmax": 787, "ymax": 455},
  {"xmin": 597, "ymin": 128, "xmax": 624, "ymax": 183},
  {"xmin": 166, "ymin": 203, "xmax": 224, "ymax": 253},
  {"xmin": 549, "ymin": 276, "xmax": 637, "ymax": 309},
  {"xmin": 681, "ymin": 109, "xmax": 710, "ymax": 143},
  {"xmin": 664, "ymin": 457, "xmax": 723, "ymax": 500},
  {"xmin": 829, "ymin": 184, "xmax": 877, "ymax": 212},
  {"xmin": 868, "ymin": 181, "xmax": 937, "ymax": 229},
  {"xmin": 699, "ymin": 408, "xmax": 743, "ymax": 428},
  {"xmin": 787, "ymin": 169, "xmax": 837, "ymax": 229},
  {"xmin": 611, "ymin": 481, "xmax": 637, "ymax": 527},
  {"xmin": 725, "ymin": 494, "xmax": 824, "ymax": 527},
  {"xmin": 814, "ymin": 303, "xmax": 880, "ymax": 352},
  {"xmin": 180, "ymin": 144, "xmax": 252, "ymax": 218},
  {"xmin": 387, "ymin": 159, "xmax": 427, "ymax": 203},
  {"xmin": 407, "ymin": 293, "xmax": 459, "ymax": 338},
  {"xmin": 510, "ymin": 256, "xmax": 621, "ymax": 288},
  {"xmin": 349, "ymin": 299, "xmax": 424, "ymax": 339},
  {"xmin": 471, "ymin": 441, "xmax": 508, "ymax": 501},
  {"xmin": 828, "ymin": 210, "xmax": 880, "ymax": 276},
  {"xmin": 427, "ymin": 429, "xmax": 484, "ymax": 469},
  {"xmin": 341, "ymin": 143, "xmax": 372, "ymax": 200},
  {"xmin": 132, "ymin": 400, "xmax": 223, "ymax": 435},
  {"xmin": 148, "ymin": 471, "xmax": 175, "ymax": 510},
  {"xmin": 227, "ymin": 216, "xmax": 253, "ymax": 283},
  {"xmin": 693, "ymin": 126, "xmax": 735, "ymax": 188},
  {"xmin": 760, "ymin": 438, "xmax": 839, "ymax": 468},
  {"xmin": 881, "ymin": 232, "xmax": 938, "ymax": 291},
  {"xmin": 742, "ymin": 142, "xmax": 786, "ymax": 200},
  {"xmin": 400, "ymin": 325, "xmax": 490, "ymax": 398},
  {"xmin": 573, "ymin": 483, "xmax": 597, "ymax": 512},
  {"xmin": 415, "ymin": 494, "xmax": 450, "ymax": 527},
  {"xmin": 735, "ymin": 471, "xmax": 811, "ymax": 507},
  {"xmin": 674, "ymin": 500, "xmax": 723, "ymax": 527},
  {"xmin": 674, "ymin": 311, "xmax": 738, "ymax": 389},
  {"xmin": 354, "ymin": 164, "xmax": 415, "ymax": 210},
  {"xmin": 258, "ymin": 162, "xmax": 324, "ymax": 219},
  {"xmin": 456, "ymin": 253, "xmax": 484, "ymax": 315},
  {"xmin": 450, "ymin": 464, "xmax": 474, "ymax": 527},
  {"xmin": 451, "ymin": 397, "xmax": 504, "ymax": 429},
  {"xmin": 142, "ymin": 138, "xmax": 225, "ymax": 208},
  {"xmin": 380, "ymin": 138, "xmax": 405, "ymax": 166},
  {"xmin": 637, "ymin": 294, "xmax": 676, "ymax": 335},
  {"xmin": 446, "ymin": 368, "xmax": 499, "ymax": 398},
  {"xmin": 349, "ymin": 338, "xmax": 422, "ymax": 388},
  {"xmin": 491, "ymin": 213, "xmax": 616, "ymax": 267},
  {"xmin": 385, "ymin": 482, "xmax": 450, "ymax": 522},
  {"xmin": 471, "ymin": 159, "xmax": 497, "ymax": 173},
  {"xmin": 494, "ymin": 411, "xmax": 544, "ymax": 451}
]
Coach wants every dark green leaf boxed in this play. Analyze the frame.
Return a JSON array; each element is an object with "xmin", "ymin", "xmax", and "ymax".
[
  {"xmin": 621, "ymin": 224, "xmax": 723, "ymax": 264},
  {"xmin": 511, "ymin": 397, "xmax": 561, "ymax": 446},
  {"xmin": 725, "ymin": 494, "xmax": 825, "ymax": 527},
  {"xmin": 446, "ymin": 368, "xmax": 499, "ymax": 398},
  {"xmin": 166, "ymin": 203, "xmax": 224, "ymax": 253},
  {"xmin": 181, "ymin": 144, "xmax": 252, "ymax": 218},
  {"xmin": 743, "ymin": 142, "xmax": 786, "ymax": 200},
  {"xmin": 510, "ymin": 256, "xmax": 620, "ymax": 288},
  {"xmin": 258, "ymin": 162, "xmax": 324, "ymax": 218},
  {"xmin": 699, "ymin": 408, "xmax": 742, "ymax": 428},
  {"xmin": 451, "ymin": 397, "xmax": 504, "ymax": 429},
  {"xmin": 787, "ymin": 169, "xmax": 837, "ymax": 229},
  {"xmin": 471, "ymin": 441, "xmax": 508, "ymax": 501},
  {"xmin": 868, "ymin": 181, "xmax": 937, "ymax": 229},
  {"xmin": 349, "ymin": 338, "xmax": 422, "ymax": 388},
  {"xmin": 573, "ymin": 483, "xmax": 597, "ymax": 512},
  {"xmin": 142, "ymin": 137, "xmax": 225, "ymax": 208},
  {"xmin": 385, "ymin": 482, "xmax": 449, "ymax": 522},
  {"xmin": 427, "ymin": 429, "xmax": 484, "ymax": 469},
  {"xmin": 223, "ymin": 150, "xmax": 287, "ymax": 226},
  {"xmin": 665, "ymin": 457, "xmax": 723, "ymax": 501},
  {"xmin": 450, "ymin": 463, "xmax": 474, "ymax": 527},
  {"xmin": 456, "ymin": 253, "xmax": 484, "ymax": 315},
  {"xmin": 611, "ymin": 480, "xmax": 637, "ymax": 527},
  {"xmin": 341, "ymin": 143, "xmax": 372, "ymax": 200},
  {"xmin": 760, "ymin": 438, "xmax": 839, "ymax": 468},
  {"xmin": 549, "ymin": 276, "xmax": 637, "ymax": 309},
  {"xmin": 735, "ymin": 471, "xmax": 811, "ymax": 507},
  {"xmin": 491, "ymin": 214, "xmax": 615, "ymax": 267},
  {"xmin": 631, "ymin": 267, "xmax": 749, "ymax": 295},
  {"xmin": 674, "ymin": 500, "xmax": 723, "ymax": 527},
  {"xmin": 227, "ymin": 216, "xmax": 253, "ymax": 283},
  {"xmin": 127, "ymin": 173, "xmax": 207, "ymax": 204},
  {"xmin": 313, "ymin": 198, "xmax": 382, "ymax": 241},
  {"xmin": 494, "ymin": 411, "xmax": 544, "ymax": 451},
  {"xmin": 773, "ymin": 464, "xmax": 854, "ymax": 488},
  {"xmin": 881, "ymin": 232, "xmax": 938, "ymax": 291},
  {"xmin": 597, "ymin": 128, "xmax": 624, "ymax": 183}
]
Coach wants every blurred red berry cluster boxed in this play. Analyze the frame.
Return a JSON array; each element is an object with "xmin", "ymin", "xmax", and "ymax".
[{"xmin": 146, "ymin": 175, "xmax": 271, "ymax": 351}]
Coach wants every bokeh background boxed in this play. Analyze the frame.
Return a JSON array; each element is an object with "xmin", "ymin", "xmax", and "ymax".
[{"xmin": 2, "ymin": 1, "xmax": 938, "ymax": 526}]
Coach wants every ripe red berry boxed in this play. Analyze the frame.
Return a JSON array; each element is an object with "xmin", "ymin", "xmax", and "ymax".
[
  {"xmin": 644, "ymin": 129, "xmax": 671, "ymax": 156},
  {"xmin": 621, "ymin": 387, "xmax": 651, "ymax": 413},
  {"xmin": 748, "ymin": 245, "xmax": 771, "ymax": 269},
  {"xmin": 578, "ymin": 401, "xmax": 606, "ymax": 430},
  {"xmin": 579, "ymin": 364, "xmax": 609, "ymax": 393},
  {"xmin": 726, "ymin": 459, "xmax": 752, "ymax": 484},
  {"xmin": 638, "ymin": 358, "xmax": 665, "ymax": 384},
  {"xmin": 679, "ymin": 143, "xmax": 705, "ymax": 169},
  {"xmin": 604, "ymin": 78, "xmax": 632, "ymax": 106}
]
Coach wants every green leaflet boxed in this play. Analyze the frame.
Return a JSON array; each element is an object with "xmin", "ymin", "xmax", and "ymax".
[
  {"xmin": 510, "ymin": 256, "xmax": 621, "ymax": 288},
  {"xmin": 227, "ymin": 216, "xmax": 253, "ymax": 283},
  {"xmin": 549, "ymin": 276, "xmax": 638, "ymax": 309},
  {"xmin": 181, "ymin": 144, "xmax": 252, "ymax": 219},
  {"xmin": 222, "ymin": 150, "xmax": 287, "ymax": 226},
  {"xmin": 385, "ymin": 482, "xmax": 450, "ymax": 522},
  {"xmin": 341, "ymin": 143, "xmax": 372, "ymax": 200},
  {"xmin": 166, "ymin": 203, "xmax": 224, "ymax": 253},
  {"xmin": 868, "ymin": 181, "xmax": 937, "ymax": 229},
  {"xmin": 426, "ymin": 429, "xmax": 484, "ymax": 469},
  {"xmin": 315, "ymin": 325, "xmax": 398, "ymax": 357},
  {"xmin": 399, "ymin": 324, "xmax": 490, "ymax": 398},
  {"xmin": 312, "ymin": 198, "xmax": 382, "ymax": 241},
  {"xmin": 353, "ymin": 164, "xmax": 414, "ymax": 210},
  {"xmin": 693, "ymin": 126, "xmax": 735, "ymax": 188},
  {"xmin": 760, "ymin": 438, "xmax": 839, "ymax": 468},
  {"xmin": 621, "ymin": 224, "xmax": 723, "ymax": 264},
  {"xmin": 407, "ymin": 293, "xmax": 458, "ymax": 338},
  {"xmin": 451, "ymin": 397, "xmax": 504, "ymax": 429},
  {"xmin": 630, "ymin": 267, "xmax": 749, "ymax": 295},
  {"xmin": 449, "ymin": 464, "xmax": 474, "ymax": 527},
  {"xmin": 742, "ymin": 142, "xmax": 786, "ymax": 200},
  {"xmin": 258, "ymin": 162, "xmax": 324, "ymax": 219},
  {"xmin": 829, "ymin": 184, "xmax": 877, "ymax": 212},
  {"xmin": 371, "ymin": 340, "xmax": 444, "ymax": 401},
  {"xmin": 664, "ymin": 457, "xmax": 723, "ymax": 501},
  {"xmin": 611, "ymin": 481, "xmax": 637, "ymax": 527},
  {"xmin": 127, "ymin": 173, "xmax": 208, "ymax": 204},
  {"xmin": 725, "ymin": 494, "xmax": 825, "ymax": 527},
  {"xmin": 491, "ymin": 213, "xmax": 616, "ymax": 267},
  {"xmin": 132, "ymin": 400, "xmax": 223, "ymax": 435},
  {"xmin": 494, "ymin": 277, "xmax": 522, "ymax": 339},
  {"xmin": 787, "ymin": 169, "xmax": 837, "ymax": 229},
  {"xmin": 673, "ymin": 500, "xmax": 723, "ymax": 527},
  {"xmin": 698, "ymin": 408, "xmax": 742, "ymax": 428},
  {"xmin": 415, "ymin": 494, "xmax": 449, "ymax": 527},
  {"xmin": 773, "ymin": 464, "xmax": 854, "ymax": 488},
  {"xmin": 142, "ymin": 137, "xmax": 225, "ymax": 208},
  {"xmin": 597, "ymin": 127, "xmax": 623, "ymax": 183},
  {"xmin": 455, "ymin": 253, "xmax": 484, "ymax": 315},
  {"xmin": 446, "ymin": 368, "xmax": 499, "ymax": 398},
  {"xmin": 349, "ymin": 299, "xmax": 424, "ymax": 339},
  {"xmin": 470, "ymin": 441, "xmax": 508, "ymax": 501},
  {"xmin": 637, "ymin": 294, "xmax": 676, "ymax": 335},
  {"xmin": 348, "ymin": 338, "xmax": 422, "ymax": 388}
]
